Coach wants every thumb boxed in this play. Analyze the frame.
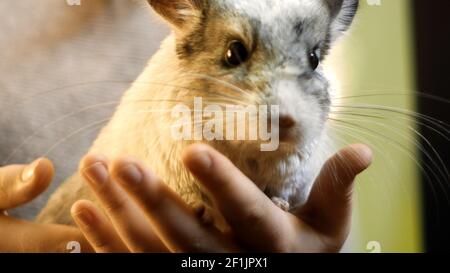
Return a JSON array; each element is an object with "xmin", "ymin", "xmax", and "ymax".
[
  {"xmin": 297, "ymin": 144, "xmax": 372, "ymax": 237},
  {"xmin": 0, "ymin": 158, "xmax": 54, "ymax": 210}
]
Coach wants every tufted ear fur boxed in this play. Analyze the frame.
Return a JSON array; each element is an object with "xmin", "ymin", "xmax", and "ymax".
[
  {"xmin": 325, "ymin": 0, "xmax": 359, "ymax": 41},
  {"xmin": 147, "ymin": 0, "xmax": 205, "ymax": 29}
]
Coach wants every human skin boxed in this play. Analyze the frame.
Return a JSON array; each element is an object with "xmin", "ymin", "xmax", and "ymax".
[
  {"xmin": 71, "ymin": 143, "xmax": 372, "ymax": 253},
  {"xmin": 0, "ymin": 158, "xmax": 91, "ymax": 253},
  {"xmin": 0, "ymin": 144, "xmax": 372, "ymax": 252}
]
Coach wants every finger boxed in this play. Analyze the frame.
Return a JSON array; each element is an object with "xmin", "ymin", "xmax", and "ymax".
[
  {"xmin": 0, "ymin": 215, "xmax": 92, "ymax": 253},
  {"xmin": 182, "ymin": 144, "xmax": 288, "ymax": 250},
  {"xmin": 71, "ymin": 200, "xmax": 129, "ymax": 253},
  {"xmin": 110, "ymin": 157, "xmax": 236, "ymax": 252},
  {"xmin": 79, "ymin": 154, "xmax": 168, "ymax": 253},
  {"xmin": 298, "ymin": 144, "xmax": 373, "ymax": 236},
  {"xmin": 0, "ymin": 158, "xmax": 54, "ymax": 210}
]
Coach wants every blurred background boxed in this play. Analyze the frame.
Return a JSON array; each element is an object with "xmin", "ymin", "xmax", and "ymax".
[
  {"xmin": 0, "ymin": 0, "xmax": 448, "ymax": 252},
  {"xmin": 329, "ymin": 0, "xmax": 450, "ymax": 252}
]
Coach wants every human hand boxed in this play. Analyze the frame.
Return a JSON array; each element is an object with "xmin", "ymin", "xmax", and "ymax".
[
  {"xmin": 0, "ymin": 158, "xmax": 91, "ymax": 253},
  {"xmin": 72, "ymin": 144, "xmax": 372, "ymax": 253}
]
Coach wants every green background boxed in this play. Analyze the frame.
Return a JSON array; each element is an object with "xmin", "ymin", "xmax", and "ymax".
[{"xmin": 326, "ymin": 0, "xmax": 422, "ymax": 252}]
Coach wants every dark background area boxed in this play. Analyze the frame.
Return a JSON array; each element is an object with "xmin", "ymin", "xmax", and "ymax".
[{"xmin": 413, "ymin": 0, "xmax": 450, "ymax": 252}]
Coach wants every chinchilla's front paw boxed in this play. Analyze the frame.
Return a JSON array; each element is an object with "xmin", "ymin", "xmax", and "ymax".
[
  {"xmin": 191, "ymin": 201, "xmax": 215, "ymax": 225},
  {"xmin": 271, "ymin": 197, "xmax": 290, "ymax": 212}
]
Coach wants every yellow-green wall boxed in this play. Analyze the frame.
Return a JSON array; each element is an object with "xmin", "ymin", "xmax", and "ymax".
[{"xmin": 327, "ymin": 0, "xmax": 423, "ymax": 252}]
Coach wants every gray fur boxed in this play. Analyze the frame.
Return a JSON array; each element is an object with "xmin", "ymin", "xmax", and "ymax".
[{"xmin": 39, "ymin": 0, "xmax": 358, "ymax": 225}]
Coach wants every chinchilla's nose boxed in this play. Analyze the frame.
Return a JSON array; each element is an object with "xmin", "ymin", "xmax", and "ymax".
[
  {"xmin": 279, "ymin": 115, "xmax": 296, "ymax": 129},
  {"xmin": 277, "ymin": 114, "xmax": 297, "ymax": 141}
]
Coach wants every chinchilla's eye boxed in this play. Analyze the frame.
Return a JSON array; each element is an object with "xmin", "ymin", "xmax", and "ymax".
[
  {"xmin": 308, "ymin": 51, "xmax": 320, "ymax": 71},
  {"xmin": 225, "ymin": 40, "xmax": 249, "ymax": 67}
]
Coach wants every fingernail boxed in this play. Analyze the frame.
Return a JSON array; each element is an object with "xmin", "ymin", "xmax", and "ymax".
[
  {"xmin": 83, "ymin": 162, "xmax": 108, "ymax": 186},
  {"xmin": 116, "ymin": 163, "xmax": 143, "ymax": 185},
  {"xmin": 21, "ymin": 159, "xmax": 41, "ymax": 182},
  {"xmin": 74, "ymin": 209, "xmax": 94, "ymax": 226},
  {"xmin": 190, "ymin": 149, "xmax": 213, "ymax": 170}
]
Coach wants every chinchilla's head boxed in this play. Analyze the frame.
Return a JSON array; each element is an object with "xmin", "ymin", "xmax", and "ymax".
[{"xmin": 147, "ymin": 0, "xmax": 358, "ymax": 156}]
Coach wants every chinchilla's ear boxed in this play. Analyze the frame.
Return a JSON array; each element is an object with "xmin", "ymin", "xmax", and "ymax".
[
  {"xmin": 325, "ymin": 0, "xmax": 359, "ymax": 41},
  {"xmin": 147, "ymin": 0, "xmax": 205, "ymax": 29}
]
